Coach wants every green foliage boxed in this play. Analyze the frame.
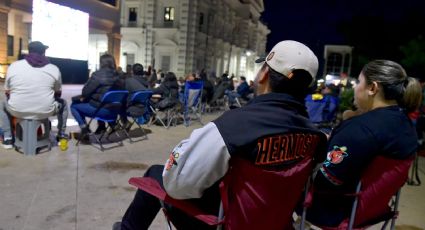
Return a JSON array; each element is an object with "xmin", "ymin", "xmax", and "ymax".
[
  {"xmin": 400, "ymin": 36, "xmax": 425, "ymax": 79},
  {"xmin": 339, "ymin": 88, "xmax": 355, "ymax": 112}
]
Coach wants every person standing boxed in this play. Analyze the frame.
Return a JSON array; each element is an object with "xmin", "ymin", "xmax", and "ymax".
[{"xmin": 0, "ymin": 41, "xmax": 68, "ymax": 149}]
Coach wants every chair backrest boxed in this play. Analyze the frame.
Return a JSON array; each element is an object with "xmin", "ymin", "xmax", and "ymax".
[
  {"xmin": 184, "ymin": 81, "xmax": 204, "ymax": 108},
  {"xmin": 353, "ymin": 155, "xmax": 414, "ymax": 227},
  {"xmin": 100, "ymin": 90, "xmax": 129, "ymax": 108},
  {"xmin": 220, "ymin": 156, "xmax": 314, "ymax": 230},
  {"xmin": 130, "ymin": 90, "xmax": 153, "ymax": 107}
]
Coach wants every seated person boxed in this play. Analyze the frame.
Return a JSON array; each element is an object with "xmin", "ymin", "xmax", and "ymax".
[
  {"xmin": 305, "ymin": 60, "xmax": 421, "ymax": 227},
  {"xmin": 0, "ymin": 41, "xmax": 68, "ymax": 149},
  {"xmin": 225, "ymin": 76, "xmax": 252, "ymax": 107},
  {"xmin": 132, "ymin": 63, "xmax": 149, "ymax": 89},
  {"xmin": 198, "ymin": 69, "xmax": 214, "ymax": 104},
  {"xmin": 305, "ymin": 84, "xmax": 340, "ymax": 134},
  {"xmin": 209, "ymin": 80, "xmax": 231, "ymax": 106},
  {"xmin": 114, "ymin": 40, "xmax": 327, "ymax": 230},
  {"xmin": 151, "ymin": 72, "xmax": 179, "ymax": 111},
  {"xmin": 120, "ymin": 63, "xmax": 148, "ymax": 127},
  {"xmin": 70, "ymin": 54, "xmax": 122, "ymax": 137}
]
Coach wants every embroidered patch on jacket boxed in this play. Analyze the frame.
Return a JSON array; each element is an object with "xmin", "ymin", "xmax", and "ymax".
[
  {"xmin": 324, "ymin": 145, "xmax": 348, "ymax": 167},
  {"xmin": 165, "ymin": 152, "xmax": 180, "ymax": 171}
]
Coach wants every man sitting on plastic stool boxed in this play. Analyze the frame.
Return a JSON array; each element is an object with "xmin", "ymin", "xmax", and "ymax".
[{"xmin": 0, "ymin": 41, "xmax": 68, "ymax": 150}]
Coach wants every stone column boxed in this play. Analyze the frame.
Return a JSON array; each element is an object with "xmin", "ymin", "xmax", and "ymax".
[
  {"xmin": 0, "ymin": 6, "xmax": 9, "ymax": 65},
  {"xmin": 107, "ymin": 32, "xmax": 122, "ymax": 66}
]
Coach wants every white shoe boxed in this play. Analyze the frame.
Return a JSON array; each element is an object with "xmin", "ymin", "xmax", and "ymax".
[{"xmin": 2, "ymin": 139, "xmax": 14, "ymax": 149}]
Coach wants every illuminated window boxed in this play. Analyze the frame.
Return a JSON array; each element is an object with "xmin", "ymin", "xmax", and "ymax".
[{"xmin": 164, "ymin": 7, "xmax": 174, "ymax": 22}]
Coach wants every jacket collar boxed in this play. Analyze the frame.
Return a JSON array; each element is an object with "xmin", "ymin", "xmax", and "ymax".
[{"xmin": 249, "ymin": 93, "xmax": 308, "ymax": 117}]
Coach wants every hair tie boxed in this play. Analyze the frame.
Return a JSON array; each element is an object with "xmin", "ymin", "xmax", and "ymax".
[{"xmin": 403, "ymin": 77, "xmax": 409, "ymax": 87}]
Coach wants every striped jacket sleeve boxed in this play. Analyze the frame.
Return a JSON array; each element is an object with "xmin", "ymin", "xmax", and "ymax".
[{"xmin": 162, "ymin": 122, "xmax": 231, "ymax": 199}]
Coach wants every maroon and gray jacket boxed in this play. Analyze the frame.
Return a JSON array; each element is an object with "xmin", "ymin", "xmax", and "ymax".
[{"xmin": 162, "ymin": 92, "xmax": 327, "ymax": 199}]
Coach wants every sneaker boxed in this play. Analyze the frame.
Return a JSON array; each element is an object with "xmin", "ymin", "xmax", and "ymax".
[
  {"xmin": 78, "ymin": 127, "xmax": 91, "ymax": 144},
  {"xmin": 56, "ymin": 132, "xmax": 69, "ymax": 141},
  {"xmin": 2, "ymin": 139, "xmax": 14, "ymax": 149}
]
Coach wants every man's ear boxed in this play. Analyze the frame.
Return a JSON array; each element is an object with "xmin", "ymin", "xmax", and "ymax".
[
  {"xmin": 258, "ymin": 66, "xmax": 269, "ymax": 84},
  {"xmin": 368, "ymin": 81, "xmax": 379, "ymax": 96}
]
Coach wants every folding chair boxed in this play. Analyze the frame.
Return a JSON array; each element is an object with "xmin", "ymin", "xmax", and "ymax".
[
  {"xmin": 182, "ymin": 81, "xmax": 204, "ymax": 126},
  {"xmin": 76, "ymin": 90, "xmax": 128, "ymax": 151},
  {"xmin": 123, "ymin": 90, "xmax": 153, "ymax": 143},
  {"xmin": 149, "ymin": 94, "xmax": 180, "ymax": 129},
  {"xmin": 303, "ymin": 155, "xmax": 414, "ymax": 230},
  {"xmin": 129, "ymin": 156, "xmax": 315, "ymax": 230},
  {"xmin": 209, "ymin": 81, "xmax": 231, "ymax": 112}
]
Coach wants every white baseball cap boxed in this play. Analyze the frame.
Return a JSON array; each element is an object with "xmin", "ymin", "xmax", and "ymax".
[{"xmin": 256, "ymin": 40, "xmax": 319, "ymax": 86}]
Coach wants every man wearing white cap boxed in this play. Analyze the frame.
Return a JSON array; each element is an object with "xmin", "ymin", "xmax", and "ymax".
[{"xmin": 114, "ymin": 40, "xmax": 327, "ymax": 230}]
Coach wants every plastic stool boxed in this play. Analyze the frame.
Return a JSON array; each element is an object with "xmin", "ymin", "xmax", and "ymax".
[{"xmin": 14, "ymin": 119, "xmax": 51, "ymax": 156}]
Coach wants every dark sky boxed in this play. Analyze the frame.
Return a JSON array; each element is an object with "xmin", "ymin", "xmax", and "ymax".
[{"xmin": 261, "ymin": 0, "xmax": 425, "ymax": 74}]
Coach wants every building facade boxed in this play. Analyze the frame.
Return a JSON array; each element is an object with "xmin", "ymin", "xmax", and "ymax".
[
  {"xmin": 0, "ymin": 0, "xmax": 121, "ymax": 78},
  {"xmin": 120, "ymin": 0, "xmax": 269, "ymax": 80}
]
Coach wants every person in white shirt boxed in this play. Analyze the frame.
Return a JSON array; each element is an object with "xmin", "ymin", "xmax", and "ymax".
[{"xmin": 0, "ymin": 41, "xmax": 68, "ymax": 149}]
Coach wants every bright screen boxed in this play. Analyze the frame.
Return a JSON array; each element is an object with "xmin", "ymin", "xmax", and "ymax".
[{"xmin": 32, "ymin": 0, "xmax": 89, "ymax": 60}]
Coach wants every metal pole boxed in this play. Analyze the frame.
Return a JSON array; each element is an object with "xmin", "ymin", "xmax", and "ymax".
[{"xmin": 348, "ymin": 181, "xmax": 362, "ymax": 230}]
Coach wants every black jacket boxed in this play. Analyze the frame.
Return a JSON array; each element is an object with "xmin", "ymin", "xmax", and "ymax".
[
  {"xmin": 82, "ymin": 68, "xmax": 121, "ymax": 107},
  {"xmin": 153, "ymin": 79, "xmax": 179, "ymax": 99},
  {"xmin": 133, "ymin": 74, "xmax": 149, "ymax": 88},
  {"xmin": 214, "ymin": 93, "xmax": 328, "ymax": 167}
]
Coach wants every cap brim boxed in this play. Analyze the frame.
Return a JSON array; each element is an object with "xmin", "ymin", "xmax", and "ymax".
[{"xmin": 255, "ymin": 57, "xmax": 265, "ymax": 63}]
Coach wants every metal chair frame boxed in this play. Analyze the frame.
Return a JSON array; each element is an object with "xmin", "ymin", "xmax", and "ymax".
[{"xmin": 76, "ymin": 90, "xmax": 128, "ymax": 151}]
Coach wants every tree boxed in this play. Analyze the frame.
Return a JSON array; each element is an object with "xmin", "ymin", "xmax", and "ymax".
[{"xmin": 400, "ymin": 36, "xmax": 425, "ymax": 80}]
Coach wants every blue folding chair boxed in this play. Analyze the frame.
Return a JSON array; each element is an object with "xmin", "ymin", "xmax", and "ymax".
[
  {"xmin": 124, "ymin": 90, "xmax": 153, "ymax": 143},
  {"xmin": 76, "ymin": 90, "xmax": 129, "ymax": 151},
  {"xmin": 182, "ymin": 81, "xmax": 204, "ymax": 126}
]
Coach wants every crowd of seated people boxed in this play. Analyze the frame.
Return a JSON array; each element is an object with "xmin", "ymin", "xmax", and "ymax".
[
  {"xmin": 66, "ymin": 59, "xmax": 254, "ymax": 136},
  {"xmin": 0, "ymin": 40, "xmax": 420, "ymax": 230}
]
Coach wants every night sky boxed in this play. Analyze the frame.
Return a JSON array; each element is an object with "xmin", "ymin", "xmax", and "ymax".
[{"xmin": 261, "ymin": 0, "xmax": 425, "ymax": 77}]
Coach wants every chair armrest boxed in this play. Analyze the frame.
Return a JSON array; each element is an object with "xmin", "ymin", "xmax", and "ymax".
[{"xmin": 129, "ymin": 177, "xmax": 223, "ymax": 226}]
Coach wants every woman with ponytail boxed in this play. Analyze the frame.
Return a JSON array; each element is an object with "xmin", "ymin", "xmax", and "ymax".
[{"xmin": 305, "ymin": 60, "xmax": 422, "ymax": 227}]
